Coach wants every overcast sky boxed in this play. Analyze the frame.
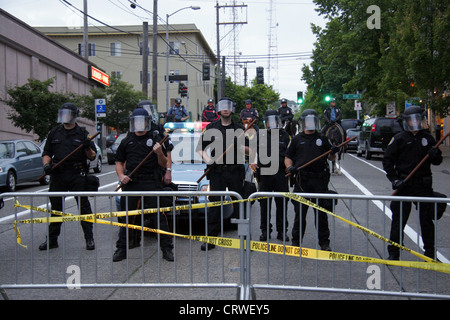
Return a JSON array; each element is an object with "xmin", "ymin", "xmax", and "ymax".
[{"xmin": 1, "ymin": 0, "xmax": 328, "ymax": 101}]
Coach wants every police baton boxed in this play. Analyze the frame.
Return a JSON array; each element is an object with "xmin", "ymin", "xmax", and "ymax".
[
  {"xmin": 36, "ymin": 131, "xmax": 100, "ymax": 181},
  {"xmin": 197, "ymin": 119, "xmax": 257, "ymax": 183},
  {"xmin": 114, "ymin": 134, "xmax": 169, "ymax": 192},
  {"xmin": 391, "ymin": 131, "xmax": 450, "ymax": 196},
  {"xmin": 285, "ymin": 136, "xmax": 356, "ymax": 178}
]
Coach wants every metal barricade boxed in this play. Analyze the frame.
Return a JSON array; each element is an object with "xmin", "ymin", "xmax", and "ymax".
[
  {"xmin": 0, "ymin": 191, "xmax": 245, "ymax": 300},
  {"xmin": 245, "ymin": 192, "xmax": 450, "ymax": 300},
  {"xmin": 1, "ymin": 190, "xmax": 449, "ymax": 300}
]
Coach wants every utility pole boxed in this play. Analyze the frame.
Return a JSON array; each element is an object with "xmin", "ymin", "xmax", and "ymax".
[
  {"xmin": 215, "ymin": 1, "xmax": 247, "ymax": 99},
  {"xmin": 237, "ymin": 60, "xmax": 255, "ymax": 86},
  {"xmin": 142, "ymin": 21, "xmax": 149, "ymax": 97},
  {"xmin": 151, "ymin": 0, "xmax": 158, "ymax": 105},
  {"xmin": 83, "ymin": 0, "xmax": 88, "ymax": 59}
]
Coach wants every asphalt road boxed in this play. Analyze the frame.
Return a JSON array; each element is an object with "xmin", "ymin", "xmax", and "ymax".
[{"xmin": 0, "ymin": 147, "xmax": 449, "ymax": 301}]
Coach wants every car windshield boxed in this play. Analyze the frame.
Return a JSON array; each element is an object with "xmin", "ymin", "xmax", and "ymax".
[{"xmin": 0, "ymin": 142, "xmax": 15, "ymax": 159}]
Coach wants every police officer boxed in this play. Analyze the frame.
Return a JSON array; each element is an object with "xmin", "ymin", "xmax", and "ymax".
[
  {"xmin": 240, "ymin": 99, "xmax": 259, "ymax": 130},
  {"xmin": 322, "ymin": 99, "xmax": 343, "ymax": 135},
  {"xmin": 382, "ymin": 106, "xmax": 443, "ymax": 260},
  {"xmin": 113, "ymin": 108, "xmax": 174, "ymax": 262},
  {"xmin": 201, "ymin": 98, "xmax": 219, "ymax": 122},
  {"xmin": 168, "ymin": 98, "xmax": 189, "ymax": 122},
  {"xmin": 285, "ymin": 109, "xmax": 339, "ymax": 251},
  {"xmin": 277, "ymin": 98, "xmax": 294, "ymax": 127},
  {"xmin": 196, "ymin": 97, "xmax": 249, "ymax": 250},
  {"xmin": 250, "ymin": 110, "xmax": 291, "ymax": 241},
  {"xmin": 39, "ymin": 103, "xmax": 97, "ymax": 251}
]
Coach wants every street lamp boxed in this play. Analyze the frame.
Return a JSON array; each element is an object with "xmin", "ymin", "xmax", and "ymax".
[{"xmin": 166, "ymin": 6, "xmax": 201, "ymax": 112}]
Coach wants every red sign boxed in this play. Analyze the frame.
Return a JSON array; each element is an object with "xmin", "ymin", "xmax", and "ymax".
[{"xmin": 90, "ymin": 66, "xmax": 110, "ymax": 86}]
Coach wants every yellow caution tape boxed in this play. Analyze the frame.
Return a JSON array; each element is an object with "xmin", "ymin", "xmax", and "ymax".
[
  {"xmin": 281, "ymin": 192, "xmax": 435, "ymax": 263},
  {"xmin": 12, "ymin": 192, "xmax": 450, "ymax": 273}
]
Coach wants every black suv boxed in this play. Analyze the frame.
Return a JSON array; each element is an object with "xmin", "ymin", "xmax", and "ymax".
[{"xmin": 357, "ymin": 117, "xmax": 403, "ymax": 159}]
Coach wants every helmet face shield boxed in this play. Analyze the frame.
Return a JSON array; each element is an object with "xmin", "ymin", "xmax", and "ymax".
[
  {"xmin": 403, "ymin": 113, "xmax": 427, "ymax": 131},
  {"xmin": 216, "ymin": 99, "xmax": 234, "ymax": 113},
  {"xmin": 57, "ymin": 108, "xmax": 76, "ymax": 124},
  {"xmin": 264, "ymin": 115, "xmax": 281, "ymax": 129},
  {"xmin": 130, "ymin": 115, "xmax": 150, "ymax": 132},
  {"xmin": 301, "ymin": 114, "xmax": 321, "ymax": 131}
]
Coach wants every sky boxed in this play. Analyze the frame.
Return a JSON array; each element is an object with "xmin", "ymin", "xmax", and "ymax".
[{"xmin": 1, "ymin": 0, "xmax": 328, "ymax": 102}]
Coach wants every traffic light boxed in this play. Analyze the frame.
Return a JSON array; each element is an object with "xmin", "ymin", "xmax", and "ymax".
[
  {"xmin": 178, "ymin": 82, "xmax": 184, "ymax": 94},
  {"xmin": 297, "ymin": 91, "xmax": 304, "ymax": 104},
  {"xmin": 181, "ymin": 86, "xmax": 188, "ymax": 97},
  {"xmin": 324, "ymin": 95, "xmax": 332, "ymax": 102},
  {"xmin": 256, "ymin": 66, "xmax": 264, "ymax": 84},
  {"xmin": 202, "ymin": 63, "xmax": 210, "ymax": 81}
]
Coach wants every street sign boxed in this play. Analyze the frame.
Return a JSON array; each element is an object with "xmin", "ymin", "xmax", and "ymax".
[
  {"xmin": 354, "ymin": 100, "xmax": 362, "ymax": 110},
  {"xmin": 343, "ymin": 94, "xmax": 361, "ymax": 99},
  {"xmin": 95, "ymin": 98, "xmax": 106, "ymax": 117}
]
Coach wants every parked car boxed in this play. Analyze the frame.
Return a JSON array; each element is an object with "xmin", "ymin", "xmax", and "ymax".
[
  {"xmin": 0, "ymin": 139, "xmax": 49, "ymax": 192},
  {"xmin": 105, "ymin": 132, "xmax": 117, "ymax": 148},
  {"xmin": 107, "ymin": 133, "xmax": 127, "ymax": 165},
  {"xmin": 346, "ymin": 128, "xmax": 361, "ymax": 151},
  {"xmin": 341, "ymin": 119, "xmax": 362, "ymax": 132},
  {"xmin": 87, "ymin": 142, "xmax": 102, "ymax": 173},
  {"xmin": 357, "ymin": 117, "xmax": 403, "ymax": 159}
]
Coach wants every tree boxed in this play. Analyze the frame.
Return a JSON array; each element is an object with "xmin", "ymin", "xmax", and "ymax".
[
  {"xmin": 76, "ymin": 75, "xmax": 146, "ymax": 135},
  {"xmin": 222, "ymin": 76, "xmax": 279, "ymax": 127},
  {"xmin": 3, "ymin": 78, "xmax": 77, "ymax": 141}
]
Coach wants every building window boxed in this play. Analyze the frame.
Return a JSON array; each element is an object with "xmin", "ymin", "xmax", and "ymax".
[
  {"xmin": 110, "ymin": 42, "xmax": 121, "ymax": 56},
  {"xmin": 169, "ymin": 41, "xmax": 180, "ymax": 55},
  {"xmin": 139, "ymin": 42, "xmax": 150, "ymax": 56},
  {"xmin": 78, "ymin": 43, "xmax": 96, "ymax": 56},
  {"xmin": 111, "ymin": 71, "xmax": 122, "ymax": 78}
]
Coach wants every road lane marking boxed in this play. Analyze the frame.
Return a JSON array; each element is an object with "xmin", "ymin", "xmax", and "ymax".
[{"xmin": 340, "ymin": 167, "xmax": 449, "ymax": 264}]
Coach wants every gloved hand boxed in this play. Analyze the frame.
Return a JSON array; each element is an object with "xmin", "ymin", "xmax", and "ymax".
[
  {"xmin": 287, "ymin": 166, "xmax": 298, "ymax": 176},
  {"xmin": 331, "ymin": 146, "xmax": 340, "ymax": 154},
  {"xmin": 43, "ymin": 163, "xmax": 53, "ymax": 175},
  {"xmin": 392, "ymin": 179, "xmax": 406, "ymax": 190},
  {"xmin": 83, "ymin": 138, "xmax": 92, "ymax": 151},
  {"xmin": 427, "ymin": 147, "xmax": 440, "ymax": 160}
]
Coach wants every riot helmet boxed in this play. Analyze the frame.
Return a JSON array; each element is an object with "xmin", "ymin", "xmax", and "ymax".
[
  {"xmin": 403, "ymin": 106, "xmax": 427, "ymax": 132},
  {"xmin": 299, "ymin": 109, "xmax": 321, "ymax": 131},
  {"xmin": 263, "ymin": 109, "xmax": 281, "ymax": 130},
  {"xmin": 216, "ymin": 97, "xmax": 235, "ymax": 114},
  {"xmin": 280, "ymin": 98, "xmax": 287, "ymax": 105},
  {"xmin": 175, "ymin": 98, "xmax": 182, "ymax": 105},
  {"xmin": 129, "ymin": 108, "xmax": 151, "ymax": 132},
  {"xmin": 57, "ymin": 103, "xmax": 79, "ymax": 124}
]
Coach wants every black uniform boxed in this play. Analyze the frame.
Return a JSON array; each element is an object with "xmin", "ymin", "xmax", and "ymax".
[
  {"xmin": 382, "ymin": 130, "xmax": 443, "ymax": 259},
  {"xmin": 285, "ymin": 131, "xmax": 333, "ymax": 249},
  {"xmin": 201, "ymin": 106, "xmax": 219, "ymax": 122},
  {"xmin": 41, "ymin": 124, "xmax": 96, "ymax": 244},
  {"xmin": 277, "ymin": 106, "xmax": 294, "ymax": 126},
  {"xmin": 240, "ymin": 107, "xmax": 259, "ymax": 122},
  {"xmin": 114, "ymin": 124, "xmax": 174, "ymax": 251},
  {"xmin": 197, "ymin": 120, "xmax": 248, "ymax": 238},
  {"xmin": 257, "ymin": 128, "xmax": 291, "ymax": 240}
]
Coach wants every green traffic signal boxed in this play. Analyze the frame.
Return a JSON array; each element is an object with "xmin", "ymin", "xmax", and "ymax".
[{"xmin": 324, "ymin": 95, "xmax": 332, "ymax": 102}]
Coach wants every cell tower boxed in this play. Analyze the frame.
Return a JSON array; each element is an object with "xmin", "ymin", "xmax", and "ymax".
[{"xmin": 267, "ymin": 0, "xmax": 278, "ymax": 90}]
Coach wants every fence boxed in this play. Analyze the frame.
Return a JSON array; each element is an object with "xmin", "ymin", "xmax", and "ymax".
[{"xmin": 0, "ymin": 190, "xmax": 449, "ymax": 300}]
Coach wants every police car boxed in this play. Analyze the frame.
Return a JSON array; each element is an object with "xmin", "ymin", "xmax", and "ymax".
[
  {"xmin": 115, "ymin": 121, "xmax": 233, "ymax": 229},
  {"xmin": 165, "ymin": 121, "xmax": 233, "ymax": 224}
]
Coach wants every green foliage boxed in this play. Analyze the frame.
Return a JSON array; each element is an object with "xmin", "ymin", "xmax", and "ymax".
[
  {"xmin": 303, "ymin": 0, "xmax": 449, "ymax": 118},
  {"xmin": 76, "ymin": 75, "xmax": 146, "ymax": 134},
  {"xmin": 222, "ymin": 77, "xmax": 279, "ymax": 127},
  {"xmin": 3, "ymin": 78, "xmax": 77, "ymax": 141}
]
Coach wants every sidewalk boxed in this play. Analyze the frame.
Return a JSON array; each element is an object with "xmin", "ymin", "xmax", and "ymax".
[{"xmin": 440, "ymin": 145, "xmax": 450, "ymax": 159}]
